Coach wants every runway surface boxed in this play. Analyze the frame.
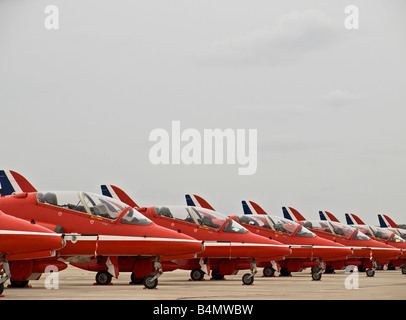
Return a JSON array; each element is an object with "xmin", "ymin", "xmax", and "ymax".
[{"xmin": 2, "ymin": 265, "xmax": 406, "ymax": 300}]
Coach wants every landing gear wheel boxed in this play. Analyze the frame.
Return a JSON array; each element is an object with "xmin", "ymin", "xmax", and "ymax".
[
  {"xmin": 242, "ymin": 273, "xmax": 254, "ymax": 285},
  {"xmin": 401, "ymin": 266, "xmax": 406, "ymax": 275},
  {"xmin": 190, "ymin": 268, "xmax": 205, "ymax": 281},
  {"xmin": 263, "ymin": 266, "xmax": 275, "ymax": 277},
  {"xmin": 9, "ymin": 280, "xmax": 29, "ymax": 288},
  {"xmin": 311, "ymin": 271, "xmax": 322, "ymax": 281},
  {"xmin": 0, "ymin": 283, "xmax": 4, "ymax": 295},
  {"xmin": 366, "ymin": 268, "xmax": 375, "ymax": 277},
  {"xmin": 95, "ymin": 270, "xmax": 112, "ymax": 285},
  {"xmin": 130, "ymin": 272, "xmax": 144, "ymax": 285},
  {"xmin": 211, "ymin": 270, "xmax": 224, "ymax": 280},
  {"xmin": 325, "ymin": 265, "xmax": 335, "ymax": 274},
  {"xmin": 280, "ymin": 267, "xmax": 291, "ymax": 277},
  {"xmin": 143, "ymin": 274, "xmax": 158, "ymax": 289}
]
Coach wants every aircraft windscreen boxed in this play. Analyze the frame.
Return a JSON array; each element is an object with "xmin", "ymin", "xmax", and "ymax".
[
  {"xmin": 353, "ymin": 230, "xmax": 370, "ymax": 240},
  {"xmin": 155, "ymin": 206, "xmax": 247, "ymax": 233},
  {"xmin": 329, "ymin": 221, "xmax": 357, "ymax": 238},
  {"xmin": 302, "ymin": 220, "xmax": 333, "ymax": 234},
  {"xmin": 268, "ymin": 216, "xmax": 299, "ymax": 235},
  {"xmin": 120, "ymin": 208, "xmax": 151, "ymax": 225},
  {"xmin": 395, "ymin": 229, "xmax": 406, "ymax": 240},
  {"xmin": 37, "ymin": 191, "xmax": 129, "ymax": 220},
  {"xmin": 238, "ymin": 215, "xmax": 272, "ymax": 229},
  {"xmin": 368, "ymin": 226, "xmax": 404, "ymax": 243}
]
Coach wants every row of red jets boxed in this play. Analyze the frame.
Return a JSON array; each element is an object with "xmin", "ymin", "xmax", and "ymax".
[{"xmin": 0, "ymin": 170, "xmax": 404, "ymax": 296}]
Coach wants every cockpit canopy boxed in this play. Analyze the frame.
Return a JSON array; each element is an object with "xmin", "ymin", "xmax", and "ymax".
[
  {"xmin": 237, "ymin": 214, "xmax": 315, "ymax": 237},
  {"xmin": 37, "ymin": 191, "xmax": 151, "ymax": 225},
  {"xmin": 301, "ymin": 220, "xmax": 370, "ymax": 240},
  {"xmin": 355, "ymin": 225, "xmax": 405, "ymax": 243},
  {"xmin": 394, "ymin": 228, "xmax": 406, "ymax": 240},
  {"xmin": 155, "ymin": 206, "xmax": 248, "ymax": 234}
]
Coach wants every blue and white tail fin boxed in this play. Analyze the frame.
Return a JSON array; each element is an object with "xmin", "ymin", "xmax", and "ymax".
[
  {"xmin": 319, "ymin": 210, "xmax": 340, "ymax": 222},
  {"xmin": 0, "ymin": 170, "xmax": 37, "ymax": 195},
  {"xmin": 378, "ymin": 214, "xmax": 399, "ymax": 228},
  {"xmin": 282, "ymin": 207, "xmax": 306, "ymax": 221},
  {"xmin": 241, "ymin": 200, "xmax": 267, "ymax": 215},
  {"xmin": 100, "ymin": 185, "xmax": 139, "ymax": 208},
  {"xmin": 345, "ymin": 213, "xmax": 365, "ymax": 225},
  {"xmin": 185, "ymin": 194, "xmax": 215, "ymax": 210}
]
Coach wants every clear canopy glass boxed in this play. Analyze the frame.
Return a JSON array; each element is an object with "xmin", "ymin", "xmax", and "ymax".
[
  {"xmin": 237, "ymin": 214, "xmax": 315, "ymax": 237},
  {"xmin": 37, "ymin": 191, "xmax": 151, "ymax": 225},
  {"xmin": 301, "ymin": 220, "xmax": 370, "ymax": 240},
  {"xmin": 352, "ymin": 224, "xmax": 405, "ymax": 242},
  {"xmin": 155, "ymin": 206, "xmax": 248, "ymax": 233}
]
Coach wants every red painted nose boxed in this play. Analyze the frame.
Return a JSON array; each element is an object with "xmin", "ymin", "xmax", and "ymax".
[
  {"xmin": 0, "ymin": 211, "xmax": 64, "ymax": 255},
  {"xmin": 312, "ymin": 237, "xmax": 353, "ymax": 259},
  {"xmin": 234, "ymin": 233, "xmax": 291, "ymax": 258},
  {"xmin": 368, "ymin": 240, "xmax": 402, "ymax": 259},
  {"xmin": 147, "ymin": 224, "xmax": 204, "ymax": 257}
]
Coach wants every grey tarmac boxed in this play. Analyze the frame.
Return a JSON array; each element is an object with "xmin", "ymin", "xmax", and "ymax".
[{"xmin": 1, "ymin": 265, "xmax": 406, "ymax": 300}]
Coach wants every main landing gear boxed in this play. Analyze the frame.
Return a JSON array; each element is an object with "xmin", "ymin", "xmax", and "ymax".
[
  {"xmin": 242, "ymin": 260, "xmax": 257, "ymax": 285},
  {"xmin": 310, "ymin": 260, "xmax": 324, "ymax": 281},
  {"xmin": 95, "ymin": 257, "xmax": 163, "ymax": 289}
]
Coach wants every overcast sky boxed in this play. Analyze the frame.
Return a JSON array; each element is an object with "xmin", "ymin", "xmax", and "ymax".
[{"xmin": 1, "ymin": 0, "xmax": 405, "ymax": 225}]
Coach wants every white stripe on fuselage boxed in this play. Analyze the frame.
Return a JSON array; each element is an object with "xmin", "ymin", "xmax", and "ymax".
[{"xmin": 0, "ymin": 230, "xmax": 61, "ymax": 237}]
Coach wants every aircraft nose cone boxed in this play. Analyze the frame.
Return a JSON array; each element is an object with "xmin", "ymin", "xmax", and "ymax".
[
  {"xmin": 372, "ymin": 243, "xmax": 402, "ymax": 259},
  {"xmin": 153, "ymin": 226, "xmax": 204, "ymax": 256},
  {"xmin": 313, "ymin": 237, "xmax": 353, "ymax": 259},
  {"xmin": 242, "ymin": 234, "xmax": 291, "ymax": 258}
]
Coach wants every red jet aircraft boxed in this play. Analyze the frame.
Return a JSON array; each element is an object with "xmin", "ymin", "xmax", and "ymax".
[
  {"xmin": 284, "ymin": 207, "xmax": 402, "ymax": 276},
  {"xmin": 343, "ymin": 212, "xmax": 406, "ymax": 274},
  {"xmin": 378, "ymin": 214, "xmax": 406, "ymax": 273},
  {"xmin": 378, "ymin": 214, "xmax": 406, "ymax": 240},
  {"xmin": 101, "ymin": 185, "xmax": 291, "ymax": 285},
  {"xmin": 0, "ymin": 170, "xmax": 204, "ymax": 289},
  {"xmin": 186, "ymin": 195, "xmax": 352, "ymax": 281},
  {"xmin": 0, "ymin": 210, "xmax": 65, "ymax": 295}
]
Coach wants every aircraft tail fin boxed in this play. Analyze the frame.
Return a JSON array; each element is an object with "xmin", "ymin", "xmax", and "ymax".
[
  {"xmin": 101, "ymin": 185, "xmax": 139, "ymax": 208},
  {"xmin": 282, "ymin": 207, "xmax": 306, "ymax": 221},
  {"xmin": 185, "ymin": 194, "xmax": 215, "ymax": 210},
  {"xmin": 241, "ymin": 200, "xmax": 267, "ymax": 215},
  {"xmin": 0, "ymin": 170, "xmax": 37, "ymax": 195},
  {"xmin": 378, "ymin": 214, "xmax": 399, "ymax": 228},
  {"xmin": 319, "ymin": 210, "xmax": 340, "ymax": 222},
  {"xmin": 345, "ymin": 213, "xmax": 365, "ymax": 225}
]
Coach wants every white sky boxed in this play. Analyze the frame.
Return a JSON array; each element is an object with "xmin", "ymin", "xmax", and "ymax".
[{"xmin": 1, "ymin": 0, "xmax": 405, "ymax": 225}]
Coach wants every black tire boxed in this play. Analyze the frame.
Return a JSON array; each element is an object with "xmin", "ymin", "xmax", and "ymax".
[
  {"xmin": 9, "ymin": 280, "xmax": 29, "ymax": 288},
  {"xmin": 242, "ymin": 273, "xmax": 254, "ymax": 285},
  {"xmin": 143, "ymin": 274, "xmax": 158, "ymax": 289},
  {"xmin": 280, "ymin": 267, "xmax": 291, "ymax": 277},
  {"xmin": 312, "ymin": 272, "xmax": 322, "ymax": 281},
  {"xmin": 366, "ymin": 268, "xmax": 375, "ymax": 277},
  {"xmin": 211, "ymin": 270, "xmax": 224, "ymax": 280},
  {"xmin": 401, "ymin": 266, "xmax": 406, "ymax": 275},
  {"xmin": 0, "ymin": 283, "xmax": 4, "ymax": 295},
  {"xmin": 130, "ymin": 272, "xmax": 144, "ymax": 285},
  {"xmin": 95, "ymin": 270, "xmax": 112, "ymax": 285},
  {"xmin": 190, "ymin": 268, "xmax": 205, "ymax": 281},
  {"xmin": 325, "ymin": 265, "xmax": 334, "ymax": 274},
  {"xmin": 262, "ymin": 266, "xmax": 275, "ymax": 277}
]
